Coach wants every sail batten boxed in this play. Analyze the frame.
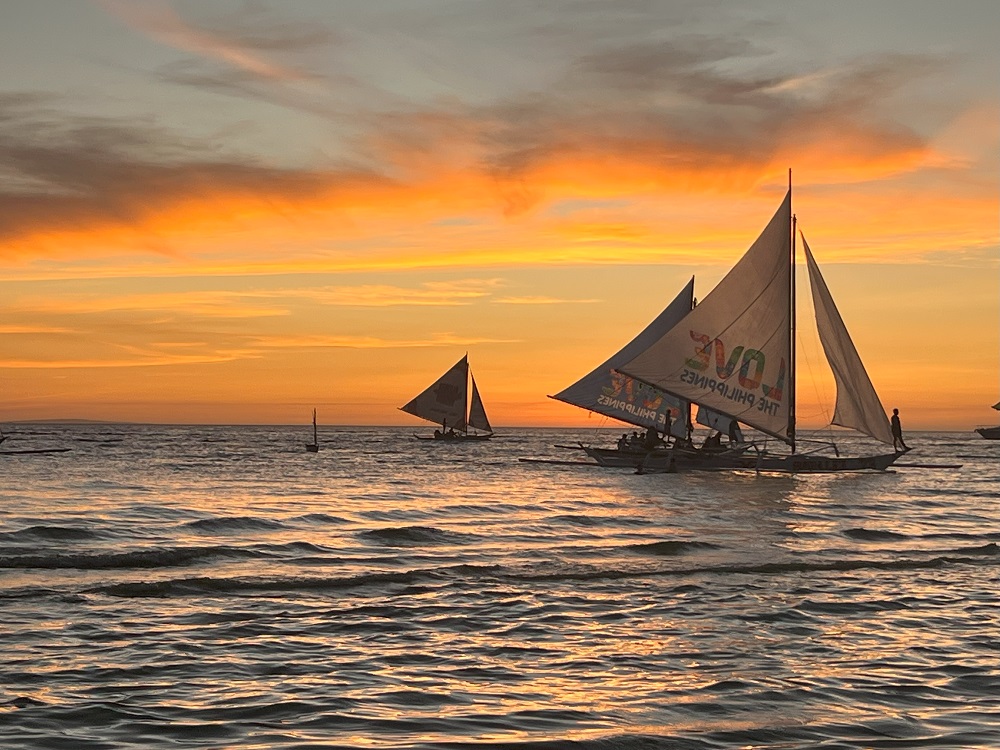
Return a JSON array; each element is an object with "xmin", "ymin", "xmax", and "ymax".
[
  {"xmin": 803, "ymin": 237, "xmax": 893, "ymax": 444},
  {"xmin": 618, "ymin": 191, "xmax": 794, "ymax": 444},
  {"xmin": 550, "ymin": 278, "xmax": 694, "ymax": 436}
]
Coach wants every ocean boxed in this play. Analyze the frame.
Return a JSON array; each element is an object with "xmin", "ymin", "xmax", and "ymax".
[{"xmin": 1, "ymin": 424, "xmax": 998, "ymax": 749}]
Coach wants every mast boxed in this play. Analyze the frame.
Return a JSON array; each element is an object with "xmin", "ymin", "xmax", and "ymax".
[
  {"xmin": 312, "ymin": 409, "xmax": 318, "ymax": 444},
  {"xmin": 464, "ymin": 353, "xmax": 471, "ymax": 435},
  {"xmin": 788, "ymin": 168, "xmax": 797, "ymax": 452}
]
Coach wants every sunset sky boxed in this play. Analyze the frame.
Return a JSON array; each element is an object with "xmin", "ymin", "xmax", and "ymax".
[{"xmin": 1, "ymin": 0, "xmax": 997, "ymax": 429}]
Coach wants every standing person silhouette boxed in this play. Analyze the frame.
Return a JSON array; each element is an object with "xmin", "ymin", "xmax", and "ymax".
[{"xmin": 890, "ymin": 408, "xmax": 909, "ymax": 452}]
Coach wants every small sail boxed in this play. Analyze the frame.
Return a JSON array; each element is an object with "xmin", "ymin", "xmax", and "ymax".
[
  {"xmin": 550, "ymin": 278, "xmax": 694, "ymax": 437},
  {"xmin": 803, "ymin": 237, "xmax": 893, "ymax": 444},
  {"xmin": 468, "ymin": 374, "xmax": 492, "ymax": 433},
  {"xmin": 400, "ymin": 356, "xmax": 469, "ymax": 430},
  {"xmin": 993, "ymin": 401, "xmax": 1000, "ymax": 411},
  {"xmin": 618, "ymin": 191, "xmax": 794, "ymax": 443}
]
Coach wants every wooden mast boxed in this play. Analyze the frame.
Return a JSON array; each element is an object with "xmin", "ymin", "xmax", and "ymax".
[{"xmin": 788, "ymin": 168, "xmax": 797, "ymax": 452}]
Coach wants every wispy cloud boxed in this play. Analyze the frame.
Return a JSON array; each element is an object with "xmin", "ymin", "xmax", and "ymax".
[
  {"xmin": 249, "ymin": 333, "xmax": 518, "ymax": 349},
  {"xmin": 98, "ymin": 0, "xmax": 326, "ymax": 82},
  {"xmin": 495, "ymin": 296, "xmax": 599, "ymax": 305}
]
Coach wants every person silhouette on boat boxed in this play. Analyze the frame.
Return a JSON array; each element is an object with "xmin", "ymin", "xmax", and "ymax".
[
  {"xmin": 890, "ymin": 408, "xmax": 909, "ymax": 452},
  {"xmin": 728, "ymin": 420, "xmax": 743, "ymax": 446},
  {"xmin": 643, "ymin": 427, "xmax": 661, "ymax": 450},
  {"xmin": 617, "ymin": 433, "xmax": 629, "ymax": 450},
  {"xmin": 702, "ymin": 431, "xmax": 723, "ymax": 451}
]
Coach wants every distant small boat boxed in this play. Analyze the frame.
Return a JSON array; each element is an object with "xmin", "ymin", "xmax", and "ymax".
[
  {"xmin": 400, "ymin": 355, "xmax": 494, "ymax": 441},
  {"xmin": 305, "ymin": 409, "xmax": 319, "ymax": 452},
  {"xmin": 975, "ymin": 401, "xmax": 1000, "ymax": 439}
]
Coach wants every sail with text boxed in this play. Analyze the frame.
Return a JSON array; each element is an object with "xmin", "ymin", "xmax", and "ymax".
[
  {"xmin": 618, "ymin": 192, "xmax": 794, "ymax": 443},
  {"xmin": 549, "ymin": 278, "xmax": 694, "ymax": 439},
  {"xmin": 400, "ymin": 355, "xmax": 492, "ymax": 434}
]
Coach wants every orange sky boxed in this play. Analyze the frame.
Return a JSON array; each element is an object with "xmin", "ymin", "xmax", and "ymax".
[{"xmin": 0, "ymin": 1, "xmax": 997, "ymax": 430}]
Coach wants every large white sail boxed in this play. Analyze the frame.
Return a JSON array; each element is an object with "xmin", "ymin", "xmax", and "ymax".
[
  {"xmin": 400, "ymin": 356, "xmax": 470, "ymax": 430},
  {"xmin": 549, "ymin": 278, "xmax": 694, "ymax": 437},
  {"xmin": 618, "ymin": 192, "xmax": 794, "ymax": 443},
  {"xmin": 468, "ymin": 375, "xmax": 492, "ymax": 433},
  {"xmin": 803, "ymin": 237, "xmax": 893, "ymax": 444}
]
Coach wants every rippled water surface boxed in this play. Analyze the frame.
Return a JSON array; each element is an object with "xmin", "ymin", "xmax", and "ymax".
[{"xmin": 2, "ymin": 424, "xmax": 999, "ymax": 749}]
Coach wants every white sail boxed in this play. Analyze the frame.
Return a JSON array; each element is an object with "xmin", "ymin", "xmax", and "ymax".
[
  {"xmin": 550, "ymin": 278, "xmax": 693, "ymax": 437},
  {"xmin": 803, "ymin": 237, "xmax": 893, "ymax": 444},
  {"xmin": 468, "ymin": 375, "xmax": 492, "ymax": 433},
  {"xmin": 400, "ymin": 356, "xmax": 470, "ymax": 430},
  {"xmin": 618, "ymin": 191, "xmax": 794, "ymax": 443}
]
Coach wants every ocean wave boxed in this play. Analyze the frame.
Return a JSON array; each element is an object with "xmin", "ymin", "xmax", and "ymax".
[
  {"xmin": 0, "ymin": 545, "xmax": 258, "ymax": 570},
  {"xmin": 844, "ymin": 527, "xmax": 909, "ymax": 541},
  {"xmin": 88, "ymin": 563, "xmax": 503, "ymax": 598},
  {"xmin": 0, "ymin": 525, "xmax": 97, "ymax": 542},
  {"xmin": 184, "ymin": 516, "xmax": 287, "ymax": 533},
  {"xmin": 360, "ymin": 525, "xmax": 478, "ymax": 547},
  {"xmin": 294, "ymin": 513, "xmax": 349, "ymax": 524},
  {"xmin": 625, "ymin": 540, "xmax": 720, "ymax": 556}
]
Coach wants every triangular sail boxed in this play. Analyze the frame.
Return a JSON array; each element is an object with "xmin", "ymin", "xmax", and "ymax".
[
  {"xmin": 468, "ymin": 374, "xmax": 492, "ymax": 433},
  {"xmin": 618, "ymin": 191, "xmax": 794, "ymax": 443},
  {"xmin": 549, "ymin": 278, "xmax": 694, "ymax": 437},
  {"xmin": 803, "ymin": 236, "xmax": 893, "ymax": 444},
  {"xmin": 993, "ymin": 401, "xmax": 1000, "ymax": 411},
  {"xmin": 400, "ymin": 356, "xmax": 469, "ymax": 430}
]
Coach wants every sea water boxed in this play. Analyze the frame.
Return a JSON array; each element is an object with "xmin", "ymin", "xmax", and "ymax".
[{"xmin": 1, "ymin": 424, "xmax": 998, "ymax": 749}]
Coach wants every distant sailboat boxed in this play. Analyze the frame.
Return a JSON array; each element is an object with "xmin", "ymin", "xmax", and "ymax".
[
  {"xmin": 400, "ymin": 355, "xmax": 494, "ymax": 440},
  {"xmin": 305, "ymin": 409, "xmax": 319, "ymax": 452},
  {"xmin": 618, "ymin": 173, "xmax": 902, "ymax": 473},
  {"xmin": 975, "ymin": 401, "xmax": 1000, "ymax": 440}
]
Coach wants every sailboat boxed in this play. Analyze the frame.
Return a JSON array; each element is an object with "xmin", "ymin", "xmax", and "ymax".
[
  {"xmin": 400, "ymin": 355, "xmax": 494, "ymax": 441},
  {"xmin": 305, "ymin": 409, "xmax": 319, "ymax": 452},
  {"xmin": 617, "ymin": 173, "xmax": 903, "ymax": 473},
  {"xmin": 548, "ymin": 278, "xmax": 751, "ymax": 470},
  {"xmin": 974, "ymin": 402, "xmax": 1000, "ymax": 439}
]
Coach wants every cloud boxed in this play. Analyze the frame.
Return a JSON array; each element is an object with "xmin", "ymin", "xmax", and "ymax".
[
  {"xmin": 98, "ymin": 0, "xmax": 329, "ymax": 82},
  {"xmin": 495, "ymin": 296, "xmax": 599, "ymax": 305},
  {"xmin": 249, "ymin": 333, "xmax": 518, "ymax": 349},
  {"xmin": 0, "ymin": 5, "xmax": 988, "ymax": 271}
]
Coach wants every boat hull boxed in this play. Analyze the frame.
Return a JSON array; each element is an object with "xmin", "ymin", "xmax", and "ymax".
[
  {"xmin": 582, "ymin": 444, "xmax": 749, "ymax": 471},
  {"xmin": 415, "ymin": 433, "xmax": 493, "ymax": 442},
  {"xmin": 742, "ymin": 451, "xmax": 902, "ymax": 473},
  {"xmin": 975, "ymin": 426, "xmax": 1000, "ymax": 440},
  {"xmin": 582, "ymin": 445, "xmax": 902, "ymax": 473}
]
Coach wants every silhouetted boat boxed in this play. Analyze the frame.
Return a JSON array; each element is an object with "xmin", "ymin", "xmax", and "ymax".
[
  {"xmin": 975, "ymin": 402, "xmax": 1000, "ymax": 439},
  {"xmin": 400, "ymin": 355, "xmax": 494, "ymax": 441},
  {"xmin": 617, "ymin": 172, "xmax": 903, "ymax": 473},
  {"xmin": 305, "ymin": 409, "xmax": 319, "ymax": 452}
]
